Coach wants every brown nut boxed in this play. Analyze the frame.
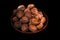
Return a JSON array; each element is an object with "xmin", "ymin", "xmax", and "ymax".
[
  {"xmin": 16, "ymin": 11, "xmax": 24, "ymax": 18},
  {"xmin": 30, "ymin": 18, "xmax": 39, "ymax": 25},
  {"xmin": 20, "ymin": 16, "xmax": 29, "ymax": 23},
  {"xmin": 29, "ymin": 25, "xmax": 37, "ymax": 32},
  {"xmin": 21, "ymin": 24, "xmax": 28, "ymax": 31},
  {"xmin": 37, "ymin": 23, "xmax": 43, "ymax": 29}
]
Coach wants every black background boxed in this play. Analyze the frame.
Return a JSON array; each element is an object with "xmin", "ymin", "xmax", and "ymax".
[{"xmin": 0, "ymin": 0, "xmax": 53, "ymax": 40}]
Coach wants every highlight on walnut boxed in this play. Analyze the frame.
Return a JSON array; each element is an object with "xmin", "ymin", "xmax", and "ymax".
[{"xmin": 11, "ymin": 4, "xmax": 48, "ymax": 34}]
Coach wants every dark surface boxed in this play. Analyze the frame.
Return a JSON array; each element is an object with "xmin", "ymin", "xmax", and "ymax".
[{"xmin": 1, "ymin": 0, "xmax": 51, "ymax": 40}]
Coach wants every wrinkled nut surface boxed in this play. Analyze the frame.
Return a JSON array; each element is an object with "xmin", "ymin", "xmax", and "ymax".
[
  {"xmin": 30, "ymin": 18, "xmax": 39, "ymax": 25},
  {"xmin": 21, "ymin": 24, "xmax": 28, "ymax": 31},
  {"xmin": 11, "ymin": 4, "xmax": 48, "ymax": 34},
  {"xmin": 20, "ymin": 16, "xmax": 29, "ymax": 23},
  {"xmin": 16, "ymin": 11, "xmax": 24, "ymax": 18},
  {"xmin": 29, "ymin": 25, "xmax": 37, "ymax": 32}
]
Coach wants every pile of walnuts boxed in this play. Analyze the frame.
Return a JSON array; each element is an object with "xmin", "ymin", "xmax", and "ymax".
[{"xmin": 11, "ymin": 4, "xmax": 46, "ymax": 33}]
